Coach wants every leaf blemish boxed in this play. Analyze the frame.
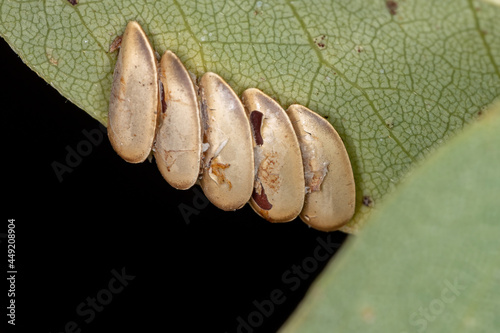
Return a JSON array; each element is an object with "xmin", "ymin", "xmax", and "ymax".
[
  {"xmin": 254, "ymin": 1, "xmax": 263, "ymax": 15},
  {"xmin": 46, "ymin": 48, "xmax": 58, "ymax": 66},
  {"xmin": 386, "ymin": 0, "xmax": 398, "ymax": 16},
  {"xmin": 361, "ymin": 306, "xmax": 375, "ymax": 323},
  {"xmin": 49, "ymin": 58, "xmax": 58, "ymax": 66},
  {"xmin": 362, "ymin": 195, "xmax": 374, "ymax": 207},
  {"xmin": 313, "ymin": 35, "xmax": 327, "ymax": 50},
  {"xmin": 109, "ymin": 35, "xmax": 122, "ymax": 53},
  {"xmin": 385, "ymin": 117, "xmax": 394, "ymax": 128},
  {"xmin": 67, "ymin": 0, "xmax": 78, "ymax": 6}
]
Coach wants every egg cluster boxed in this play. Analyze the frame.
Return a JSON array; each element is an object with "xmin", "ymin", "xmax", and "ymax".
[{"xmin": 108, "ymin": 21, "xmax": 355, "ymax": 231}]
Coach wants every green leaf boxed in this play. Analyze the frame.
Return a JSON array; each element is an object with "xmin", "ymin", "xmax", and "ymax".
[
  {"xmin": 1, "ymin": 0, "xmax": 500, "ymax": 230},
  {"xmin": 279, "ymin": 99, "xmax": 500, "ymax": 332}
]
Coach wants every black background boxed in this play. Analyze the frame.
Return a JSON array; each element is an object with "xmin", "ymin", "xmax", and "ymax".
[{"xmin": 2, "ymin": 36, "xmax": 349, "ymax": 333}]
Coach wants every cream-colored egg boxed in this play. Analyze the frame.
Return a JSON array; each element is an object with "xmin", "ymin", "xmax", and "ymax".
[
  {"xmin": 198, "ymin": 72, "xmax": 254, "ymax": 211},
  {"xmin": 108, "ymin": 21, "xmax": 158, "ymax": 163},
  {"xmin": 153, "ymin": 50, "xmax": 202, "ymax": 190},
  {"xmin": 286, "ymin": 104, "xmax": 355, "ymax": 231},
  {"xmin": 241, "ymin": 88, "xmax": 305, "ymax": 223}
]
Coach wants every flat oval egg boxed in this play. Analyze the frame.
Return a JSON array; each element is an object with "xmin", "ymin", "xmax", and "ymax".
[
  {"xmin": 286, "ymin": 104, "xmax": 356, "ymax": 231},
  {"xmin": 198, "ymin": 72, "xmax": 254, "ymax": 211},
  {"xmin": 153, "ymin": 50, "xmax": 202, "ymax": 190},
  {"xmin": 107, "ymin": 21, "xmax": 158, "ymax": 163},
  {"xmin": 241, "ymin": 88, "xmax": 305, "ymax": 222}
]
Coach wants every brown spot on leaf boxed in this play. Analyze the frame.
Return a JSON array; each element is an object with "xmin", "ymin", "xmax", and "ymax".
[
  {"xmin": 46, "ymin": 48, "xmax": 58, "ymax": 66},
  {"xmin": 67, "ymin": 0, "xmax": 78, "ymax": 5},
  {"xmin": 362, "ymin": 195, "xmax": 373, "ymax": 207},
  {"xmin": 49, "ymin": 57, "xmax": 58, "ymax": 66},
  {"xmin": 361, "ymin": 306, "xmax": 375, "ymax": 323},
  {"xmin": 385, "ymin": 117, "xmax": 394, "ymax": 129},
  {"xmin": 109, "ymin": 36, "xmax": 122, "ymax": 53},
  {"xmin": 386, "ymin": 0, "xmax": 398, "ymax": 15},
  {"xmin": 313, "ymin": 35, "xmax": 327, "ymax": 50}
]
